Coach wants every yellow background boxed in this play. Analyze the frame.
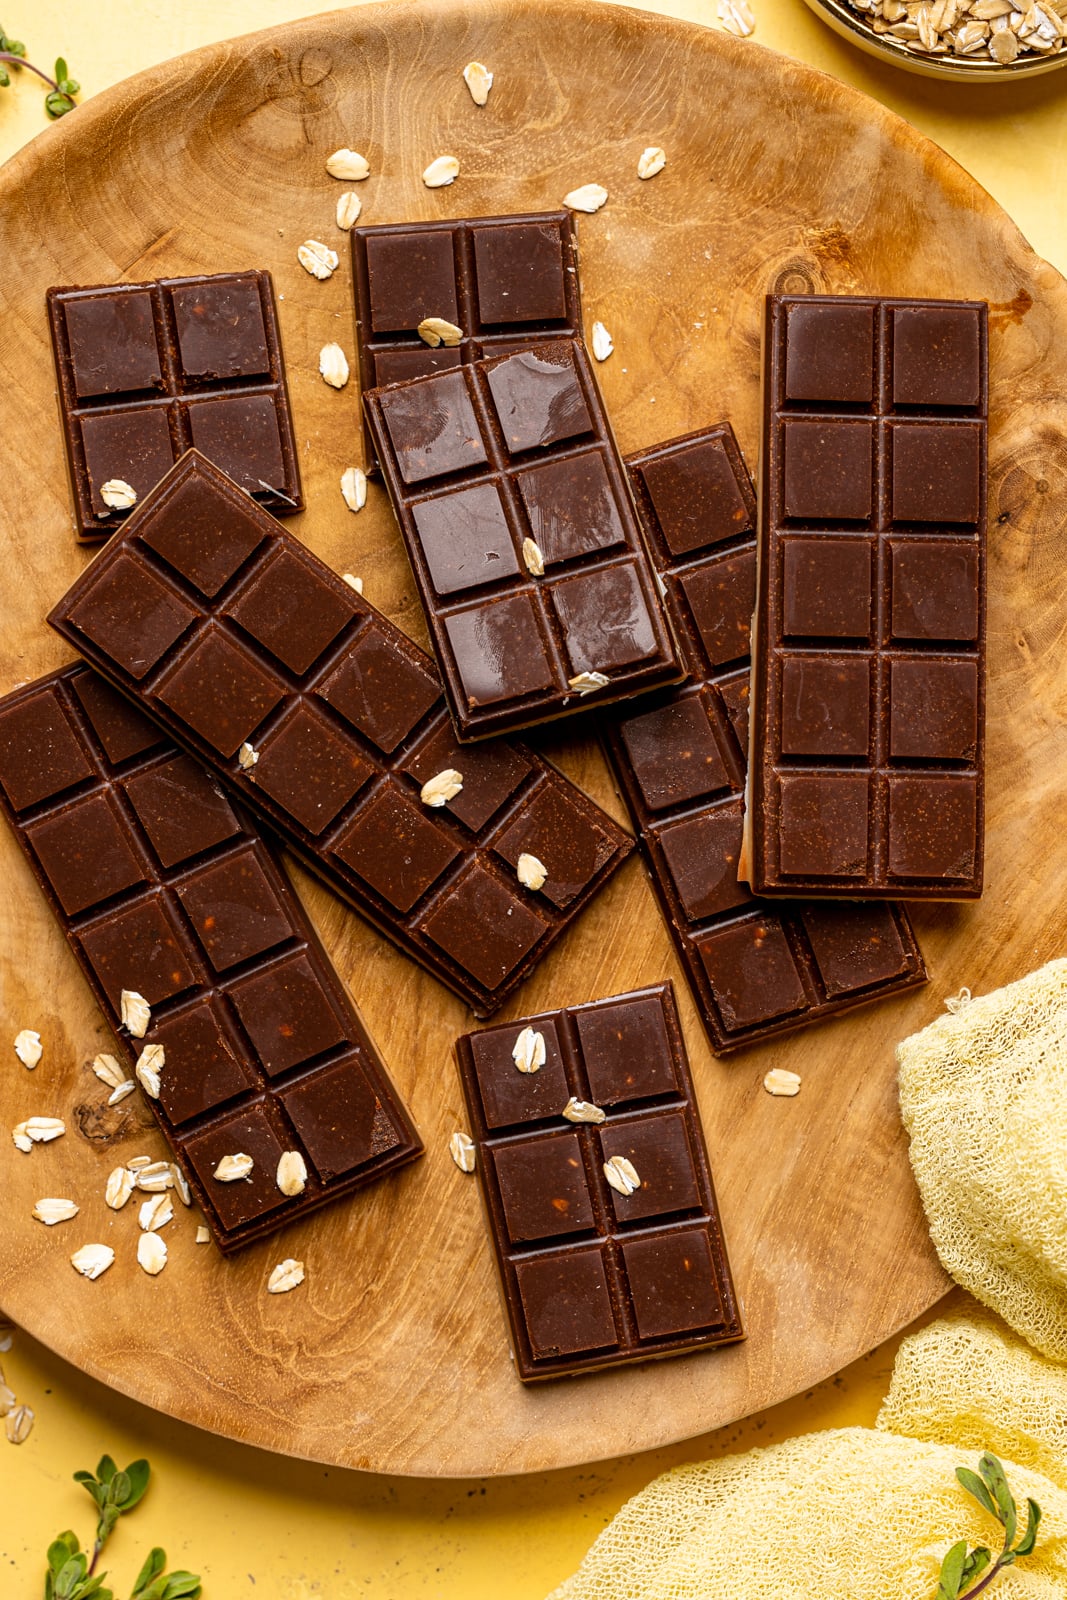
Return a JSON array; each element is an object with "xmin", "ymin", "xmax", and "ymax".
[{"xmin": 0, "ymin": 2, "xmax": 1061, "ymax": 1596}]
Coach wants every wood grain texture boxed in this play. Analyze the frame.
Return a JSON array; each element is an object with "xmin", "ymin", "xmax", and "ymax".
[{"xmin": 0, "ymin": 0, "xmax": 1063, "ymax": 1477}]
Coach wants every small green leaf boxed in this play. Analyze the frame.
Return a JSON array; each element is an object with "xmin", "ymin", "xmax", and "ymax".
[
  {"xmin": 108, "ymin": 1471, "xmax": 131, "ymax": 1507},
  {"xmin": 53, "ymin": 1556, "xmax": 87, "ymax": 1600},
  {"xmin": 96, "ymin": 1457, "xmax": 117, "ymax": 1486},
  {"xmin": 53, "ymin": 56, "xmax": 66, "ymax": 83},
  {"xmin": 978, "ymin": 1454, "xmax": 1017, "ymax": 1546},
  {"xmin": 161, "ymin": 1574, "xmax": 202, "ymax": 1599},
  {"xmin": 131, "ymin": 1549, "xmax": 166, "ymax": 1596},
  {"xmin": 956, "ymin": 1467, "xmax": 998, "ymax": 1520},
  {"xmin": 47, "ymin": 1536, "xmax": 80, "ymax": 1576},
  {"xmin": 44, "ymin": 90, "xmax": 75, "ymax": 118},
  {"xmin": 936, "ymin": 1539, "xmax": 968, "ymax": 1599},
  {"xmin": 1016, "ymin": 1499, "xmax": 1042, "ymax": 1557},
  {"xmin": 960, "ymin": 1546, "xmax": 992, "ymax": 1583},
  {"xmin": 120, "ymin": 1460, "xmax": 151, "ymax": 1510}
]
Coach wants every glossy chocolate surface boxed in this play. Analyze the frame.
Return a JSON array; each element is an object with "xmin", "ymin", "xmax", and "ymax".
[
  {"xmin": 455, "ymin": 983, "xmax": 743, "ymax": 1381},
  {"xmin": 47, "ymin": 272, "xmax": 302, "ymax": 541},
  {"xmin": 0, "ymin": 665, "xmax": 421, "ymax": 1253},
  {"xmin": 745, "ymin": 295, "xmax": 987, "ymax": 898},
  {"xmin": 603, "ymin": 424, "xmax": 927, "ymax": 1054},
  {"xmin": 48, "ymin": 451, "xmax": 634, "ymax": 1016},
  {"xmin": 351, "ymin": 211, "xmax": 582, "ymax": 460},
  {"xmin": 363, "ymin": 338, "xmax": 683, "ymax": 739}
]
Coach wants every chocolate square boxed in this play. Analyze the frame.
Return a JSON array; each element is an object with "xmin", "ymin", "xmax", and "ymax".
[
  {"xmin": 656, "ymin": 805, "xmax": 751, "ymax": 921},
  {"xmin": 514, "ymin": 1249, "xmax": 617, "ymax": 1358},
  {"xmin": 139, "ymin": 465, "xmax": 266, "ymax": 597},
  {"xmin": 493, "ymin": 1131, "xmax": 594, "ymax": 1243},
  {"xmin": 66, "ymin": 553, "xmax": 197, "ymax": 681},
  {"xmin": 516, "ymin": 451, "xmax": 626, "ymax": 565},
  {"xmin": 253, "ymin": 704, "xmax": 373, "ymax": 834},
  {"xmin": 226, "ymin": 549, "xmax": 355, "ymax": 676},
  {"xmin": 472, "ymin": 220, "xmax": 568, "ymax": 324},
  {"xmin": 401, "ymin": 720, "xmax": 531, "ymax": 832},
  {"xmin": 229, "ymin": 952, "xmax": 348, "ymax": 1076},
  {"xmin": 622, "ymin": 1229, "xmax": 725, "ymax": 1339},
  {"xmin": 0, "ymin": 691, "xmax": 93, "ymax": 811},
  {"xmin": 484, "ymin": 344, "xmax": 592, "ymax": 454},
  {"xmin": 26, "ymin": 792, "xmax": 145, "ymax": 915},
  {"xmin": 780, "ymin": 655, "xmax": 871, "ymax": 757},
  {"xmin": 800, "ymin": 903, "xmax": 909, "ymax": 998},
  {"xmin": 64, "ymin": 290, "xmax": 162, "ymax": 399},
  {"xmin": 887, "ymin": 775, "xmax": 978, "ymax": 879},
  {"xmin": 78, "ymin": 892, "xmax": 197, "ymax": 1007},
  {"xmin": 281, "ymin": 1058, "xmax": 384, "ymax": 1180},
  {"xmin": 171, "ymin": 275, "xmax": 270, "ymax": 381},
  {"xmin": 492, "ymin": 781, "xmax": 615, "ymax": 910},
  {"xmin": 378, "ymin": 370, "xmax": 487, "ymax": 484},
  {"xmin": 177, "ymin": 847, "xmax": 292, "ymax": 971},
  {"xmin": 317, "ymin": 623, "xmax": 440, "ymax": 754},
  {"xmin": 782, "ymin": 537, "xmax": 873, "ymax": 639},
  {"xmin": 783, "ymin": 300, "xmax": 875, "ymax": 405},
  {"xmin": 620, "ymin": 694, "xmax": 730, "ymax": 812},
  {"xmin": 411, "ymin": 482, "xmax": 520, "ymax": 595},
  {"xmin": 71, "ymin": 673, "xmax": 164, "ymax": 766},
  {"xmin": 363, "ymin": 229, "xmax": 460, "ymax": 333},
  {"xmin": 892, "ymin": 304, "xmax": 982, "ymax": 409},
  {"xmin": 180, "ymin": 1104, "xmax": 291, "ymax": 1229},
  {"xmin": 889, "ymin": 658, "xmax": 979, "ymax": 761},
  {"xmin": 676, "ymin": 549, "xmax": 756, "ymax": 669},
  {"xmin": 778, "ymin": 772, "xmax": 870, "ymax": 878},
  {"xmin": 80, "ymin": 407, "xmax": 177, "ymax": 516},
  {"xmin": 599, "ymin": 1113, "xmax": 701, "ymax": 1222},
  {"xmin": 124, "ymin": 752, "xmax": 242, "ymax": 868},
  {"xmin": 890, "ymin": 421, "xmax": 983, "ymax": 524},
  {"xmin": 444, "ymin": 594, "xmax": 555, "ymax": 707},
  {"xmin": 890, "ymin": 539, "xmax": 980, "ymax": 642},
  {"xmin": 639, "ymin": 434, "xmax": 754, "ymax": 557},
  {"xmin": 156, "ymin": 628, "xmax": 285, "ymax": 755},
  {"xmin": 576, "ymin": 995, "xmax": 678, "ymax": 1105},
  {"xmin": 467, "ymin": 1018, "xmax": 570, "ymax": 1130},
  {"xmin": 150, "ymin": 1001, "xmax": 255, "ymax": 1125},
  {"xmin": 554, "ymin": 562, "xmax": 658, "ymax": 675},
  {"xmin": 185, "ymin": 394, "xmax": 287, "ymax": 497},
  {"xmin": 696, "ymin": 916, "xmax": 807, "ymax": 1030},
  {"xmin": 332, "ymin": 786, "xmax": 459, "ymax": 912},
  {"xmin": 782, "ymin": 417, "xmax": 874, "ymax": 522},
  {"xmin": 418, "ymin": 864, "xmax": 548, "ymax": 990}
]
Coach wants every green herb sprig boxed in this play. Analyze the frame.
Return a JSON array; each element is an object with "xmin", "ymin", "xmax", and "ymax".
[
  {"xmin": 937, "ymin": 1452, "xmax": 1042, "ymax": 1600},
  {"xmin": 0, "ymin": 24, "xmax": 78, "ymax": 117},
  {"xmin": 43, "ymin": 1455, "xmax": 201, "ymax": 1600}
]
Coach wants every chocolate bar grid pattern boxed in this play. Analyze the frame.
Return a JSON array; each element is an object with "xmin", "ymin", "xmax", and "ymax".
[
  {"xmin": 0, "ymin": 665, "xmax": 421, "ymax": 1254},
  {"xmin": 351, "ymin": 210, "xmax": 582, "ymax": 397},
  {"xmin": 748, "ymin": 296, "xmax": 987, "ymax": 898},
  {"xmin": 455, "ymin": 984, "xmax": 743, "ymax": 1382},
  {"xmin": 48, "ymin": 272, "xmax": 302, "ymax": 541},
  {"xmin": 603, "ymin": 424, "xmax": 927, "ymax": 1055},
  {"xmin": 49, "ymin": 452, "xmax": 634, "ymax": 1017},
  {"xmin": 363, "ymin": 338, "xmax": 683, "ymax": 739}
]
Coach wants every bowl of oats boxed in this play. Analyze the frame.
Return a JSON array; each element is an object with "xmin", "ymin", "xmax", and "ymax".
[{"xmin": 800, "ymin": 0, "xmax": 1067, "ymax": 76}]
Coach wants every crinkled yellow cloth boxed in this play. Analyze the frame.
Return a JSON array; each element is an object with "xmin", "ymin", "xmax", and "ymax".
[
  {"xmin": 897, "ymin": 960, "xmax": 1067, "ymax": 1360},
  {"xmin": 550, "ymin": 964, "xmax": 1067, "ymax": 1600}
]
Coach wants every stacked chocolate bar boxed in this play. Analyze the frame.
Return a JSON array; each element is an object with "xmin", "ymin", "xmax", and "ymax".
[{"xmin": 0, "ymin": 205, "xmax": 987, "ymax": 1382}]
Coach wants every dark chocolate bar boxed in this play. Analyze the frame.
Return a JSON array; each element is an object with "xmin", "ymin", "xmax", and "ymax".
[
  {"xmin": 604, "ymin": 423, "xmax": 928, "ymax": 1054},
  {"xmin": 743, "ymin": 295, "xmax": 987, "ymax": 898},
  {"xmin": 351, "ymin": 210, "xmax": 582, "ymax": 461},
  {"xmin": 0, "ymin": 664, "xmax": 421, "ymax": 1253},
  {"xmin": 455, "ymin": 983, "xmax": 743, "ymax": 1382},
  {"xmin": 48, "ymin": 451, "xmax": 634, "ymax": 1017},
  {"xmin": 48, "ymin": 272, "xmax": 302, "ymax": 541},
  {"xmin": 362, "ymin": 337, "xmax": 683, "ymax": 739}
]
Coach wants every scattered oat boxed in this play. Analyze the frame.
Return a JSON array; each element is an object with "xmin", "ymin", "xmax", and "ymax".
[
  {"xmin": 268, "ymin": 1258, "xmax": 305, "ymax": 1293},
  {"xmin": 135, "ymin": 1044, "xmax": 165, "ymax": 1099},
  {"xmin": 420, "ymin": 768, "xmax": 464, "ymax": 807},
  {"xmin": 100, "ymin": 479, "xmax": 137, "ymax": 510},
  {"xmin": 562, "ymin": 1098, "xmax": 606, "ymax": 1125},
  {"xmin": 319, "ymin": 342, "xmax": 350, "ymax": 389},
  {"xmin": 276, "ymin": 1150, "xmax": 308, "ymax": 1196},
  {"xmin": 637, "ymin": 145, "xmax": 667, "ymax": 179},
  {"xmin": 423, "ymin": 154, "xmax": 460, "ymax": 188},
  {"xmin": 335, "ymin": 190, "xmax": 362, "ymax": 230},
  {"xmin": 341, "ymin": 466, "xmax": 367, "ymax": 512},
  {"xmin": 196, "ymin": 1225, "xmax": 211, "ymax": 1244},
  {"xmin": 14, "ymin": 1117, "xmax": 65, "ymax": 1148},
  {"xmin": 5, "ymin": 1405, "xmax": 33, "ymax": 1444},
  {"xmin": 342, "ymin": 573, "xmax": 364, "ymax": 593},
  {"xmin": 92, "ymin": 1052, "xmax": 126, "ymax": 1089},
  {"xmin": 238, "ymin": 742, "xmax": 259, "ymax": 771},
  {"xmin": 107, "ymin": 1080, "xmax": 136, "ymax": 1106},
  {"xmin": 71, "ymin": 1243, "xmax": 115, "ymax": 1281},
  {"xmin": 568, "ymin": 671, "xmax": 610, "ymax": 696},
  {"xmin": 764, "ymin": 1067, "xmax": 802, "ymax": 1097},
  {"xmin": 449, "ymin": 1131, "xmax": 476, "ymax": 1173},
  {"xmin": 603, "ymin": 1154, "xmax": 641, "ymax": 1196},
  {"xmin": 297, "ymin": 239, "xmax": 339, "ymax": 280},
  {"xmin": 521, "ymin": 537, "xmax": 545, "ymax": 576},
  {"xmin": 326, "ymin": 148, "xmax": 370, "ymax": 180},
  {"xmin": 127, "ymin": 1156, "xmax": 153, "ymax": 1172},
  {"xmin": 105, "ymin": 1167, "xmax": 134, "ymax": 1210},
  {"xmin": 563, "ymin": 182, "xmax": 608, "ymax": 213},
  {"xmin": 138, "ymin": 1193, "xmax": 174, "ymax": 1232},
  {"xmin": 512, "ymin": 1027, "xmax": 546, "ymax": 1075},
  {"xmin": 171, "ymin": 1165, "xmax": 191, "ymax": 1206},
  {"xmin": 590, "ymin": 321, "xmax": 614, "ymax": 362},
  {"xmin": 13, "ymin": 1030, "xmax": 42, "ymax": 1069},
  {"xmin": 134, "ymin": 1161, "xmax": 174, "ymax": 1192},
  {"xmin": 462, "ymin": 59, "xmax": 493, "ymax": 104},
  {"xmin": 137, "ymin": 1233, "xmax": 168, "ymax": 1276},
  {"xmin": 120, "ymin": 990, "xmax": 151, "ymax": 1038},
  {"xmin": 214, "ymin": 1152, "xmax": 254, "ymax": 1183},
  {"xmin": 32, "ymin": 1197, "xmax": 79, "ymax": 1226},
  {"xmin": 417, "ymin": 315, "xmax": 463, "ymax": 347},
  {"xmin": 517, "ymin": 853, "xmax": 548, "ymax": 892},
  {"xmin": 11, "ymin": 1130, "xmax": 31, "ymax": 1154},
  {"xmin": 718, "ymin": 0, "xmax": 756, "ymax": 34}
]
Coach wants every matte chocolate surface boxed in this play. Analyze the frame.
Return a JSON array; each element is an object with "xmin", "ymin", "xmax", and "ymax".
[
  {"xmin": 351, "ymin": 211, "xmax": 582, "ymax": 460},
  {"xmin": 744, "ymin": 295, "xmax": 987, "ymax": 898},
  {"xmin": 48, "ymin": 451, "xmax": 634, "ymax": 1016},
  {"xmin": 363, "ymin": 337, "xmax": 683, "ymax": 739},
  {"xmin": 455, "ymin": 983, "xmax": 743, "ymax": 1381},
  {"xmin": 48, "ymin": 272, "xmax": 302, "ymax": 541},
  {"xmin": 604, "ymin": 424, "xmax": 927, "ymax": 1054},
  {"xmin": 0, "ymin": 665, "xmax": 421, "ymax": 1253}
]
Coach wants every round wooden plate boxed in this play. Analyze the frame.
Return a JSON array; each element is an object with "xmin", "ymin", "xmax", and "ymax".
[{"xmin": 1, "ymin": 0, "xmax": 1065, "ymax": 1478}]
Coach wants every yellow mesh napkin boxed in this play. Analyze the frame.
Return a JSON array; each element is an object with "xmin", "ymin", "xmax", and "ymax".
[
  {"xmin": 897, "ymin": 959, "xmax": 1067, "ymax": 1360},
  {"xmin": 546, "ymin": 1426, "xmax": 1067, "ymax": 1600},
  {"xmin": 878, "ymin": 1309, "xmax": 1067, "ymax": 1495}
]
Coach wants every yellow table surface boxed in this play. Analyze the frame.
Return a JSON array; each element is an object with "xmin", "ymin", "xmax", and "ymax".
[{"xmin": 0, "ymin": 2, "xmax": 1061, "ymax": 1595}]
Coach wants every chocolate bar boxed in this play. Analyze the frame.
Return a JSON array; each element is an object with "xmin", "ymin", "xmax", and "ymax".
[
  {"xmin": 48, "ymin": 451, "xmax": 634, "ymax": 1016},
  {"xmin": 455, "ymin": 983, "xmax": 743, "ymax": 1382},
  {"xmin": 0, "ymin": 665, "xmax": 421, "ymax": 1252},
  {"xmin": 351, "ymin": 210, "xmax": 582, "ymax": 460},
  {"xmin": 604, "ymin": 424, "xmax": 928, "ymax": 1054},
  {"xmin": 47, "ymin": 272, "xmax": 302, "ymax": 541},
  {"xmin": 743, "ymin": 295, "xmax": 987, "ymax": 898},
  {"xmin": 362, "ymin": 337, "xmax": 683, "ymax": 739}
]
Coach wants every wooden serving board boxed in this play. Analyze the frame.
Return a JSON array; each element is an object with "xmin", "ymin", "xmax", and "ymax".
[{"xmin": 0, "ymin": 0, "xmax": 1065, "ymax": 1478}]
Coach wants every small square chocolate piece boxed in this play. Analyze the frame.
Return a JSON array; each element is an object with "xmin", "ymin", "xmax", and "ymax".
[
  {"xmin": 780, "ymin": 655, "xmax": 871, "ymax": 757},
  {"xmin": 0, "ymin": 691, "xmax": 93, "ymax": 811},
  {"xmin": 889, "ymin": 658, "xmax": 979, "ymax": 761},
  {"xmin": 676, "ymin": 550, "xmax": 756, "ymax": 668},
  {"xmin": 178, "ymin": 848, "xmax": 292, "ymax": 971},
  {"xmin": 26, "ymin": 793, "xmax": 145, "ymax": 916},
  {"xmin": 887, "ymin": 774, "xmax": 978, "ymax": 880},
  {"xmin": 66, "ymin": 553, "xmax": 197, "ymax": 682},
  {"xmin": 782, "ymin": 538, "xmax": 872, "ymax": 639},
  {"xmin": 79, "ymin": 892, "xmax": 197, "ymax": 1008},
  {"xmin": 280, "ymin": 1059, "xmax": 385, "ymax": 1181},
  {"xmin": 800, "ymin": 902, "xmax": 909, "ymax": 998},
  {"xmin": 80, "ymin": 407, "xmax": 177, "ymax": 517},
  {"xmin": 185, "ymin": 394, "xmax": 287, "ymax": 497},
  {"xmin": 891, "ymin": 421, "xmax": 983, "ymax": 524},
  {"xmin": 782, "ymin": 417, "xmax": 874, "ymax": 522},
  {"xmin": 890, "ymin": 540, "xmax": 980, "ymax": 642},
  {"xmin": 783, "ymin": 299, "xmax": 875, "ymax": 405},
  {"xmin": 139, "ymin": 466, "xmax": 266, "ymax": 597},
  {"xmin": 363, "ymin": 229, "xmax": 460, "ymax": 333},
  {"xmin": 124, "ymin": 752, "xmax": 242, "ymax": 868},
  {"xmin": 156, "ymin": 628, "xmax": 284, "ymax": 755},
  {"xmin": 444, "ymin": 595, "xmax": 556, "ymax": 707},
  {"xmin": 696, "ymin": 917, "xmax": 807, "ymax": 1030},
  {"xmin": 639, "ymin": 434, "xmax": 754, "ymax": 557},
  {"xmin": 401, "ymin": 721, "xmax": 532, "ymax": 833},
  {"xmin": 485, "ymin": 344, "xmax": 592, "ymax": 454},
  {"xmin": 71, "ymin": 673, "xmax": 164, "ymax": 766},
  {"xmin": 411, "ymin": 483, "xmax": 520, "ymax": 595},
  {"xmin": 181, "ymin": 1104, "xmax": 292, "ymax": 1230},
  {"xmin": 516, "ymin": 451, "xmax": 627, "ymax": 566},
  {"xmin": 418, "ymin": 864, "xmax": 549, "ymax": 990},
  {"xmin": 455, "ymin": 984, "xmax": 743, "ymax": 1380},
  {"xmin": 64, "ymin": 289, "xmax": 162, "ymax": 399},
  {"xmin": 620, "ymin": 694, "xmax": 731, "ymax": 812},
  {"xmin": 171, "ymin": 275, "xmax": 270, "ymax": 382},
  {"xmin": 229, "ymin": 952, "xmax": 348, "ymax": 1077},
  {"xmin": 892, "ymin": 304, "xmax": 982, "ymax": 409},
  {"xmin": 253, "ymin": 705, "xmax": 373, "ymax": 835},
  {"xmin": 226, "ymin": 549, "xmax": 355, "ymax": 676},
  {"xmin": 378, "ymin": 370, "xmax": 487, "ymax": 484},
  {"xmin": 317, "ymin": 623, "xmax": 440, "ymax": 755},
  {"xmin": 333, "ymin": 787, "xmax": 459, "ymax": 912},
  {"xmin": 656, "ymin": 806, "xmax": 751, "ymax": 922},
  {"xmin": 493, "ymin": 781, "xmax": 615, "ymax": 910},
  {"xmin": 779, "ymin": 772, "xmax": 870, "ymax": 878},
  {"xmin": 554, "ymin": 563, "xmax": 659, "ymax": 675},
  {"xmin": 472, "ymin": 219, "xmax": 569, "ymax": 324},
  {"xmin": 151, "ymin": 1001, "xmax": 254, "ymax": 1126}
]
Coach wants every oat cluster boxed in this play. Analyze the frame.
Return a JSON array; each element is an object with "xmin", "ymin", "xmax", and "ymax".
[{"xmin": 847, "ymin": 0, "xmax": 1066, "ymax": 62}]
